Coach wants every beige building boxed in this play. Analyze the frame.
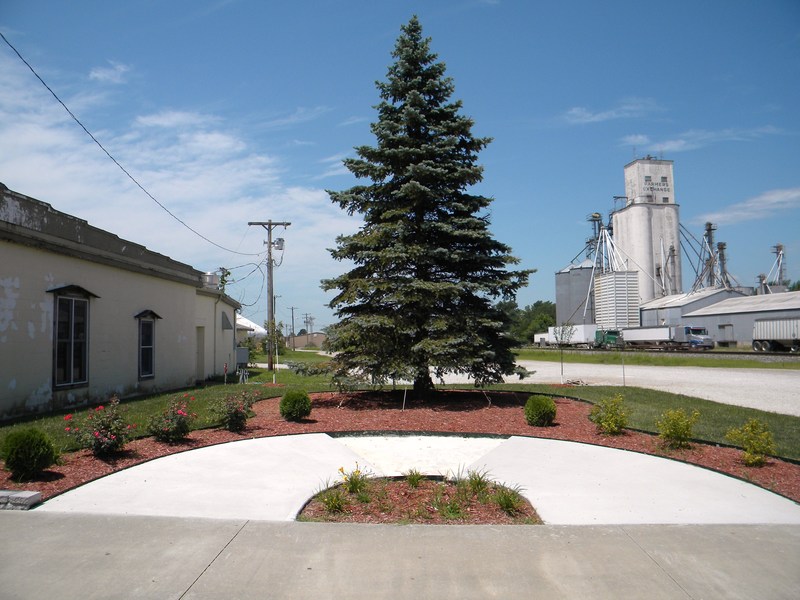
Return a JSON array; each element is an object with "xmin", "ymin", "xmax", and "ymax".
[{"xmin": 0, "ymin": 184, "xmax": 239, "ymax": 420}]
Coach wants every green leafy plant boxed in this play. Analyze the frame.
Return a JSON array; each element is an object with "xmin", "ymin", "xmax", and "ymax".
[
  {"xmin": 147, "ymin": 398, "xmax": 196, "ymax": 442},
  {"xmin": 726, "ymin": 418, "xmax": 776, "ymax": 466},
  {"xmin": 524, "ymin": 395, "xmax": 556, "ymax": 427},
  {"xmin": 1, "ymin": 427, "xmax": 58, "ymax": 481},
  {"xmin": 466, "ymin": 468, "xmax": 492, "ymax": 499},
  {"xmin": 404, "ymin": 468, "xmax": 424, "ymax": 488},
  {"xmin": 656, "ymin": 408, "xmax": 700, "ymax": 449},
  {"xmin": 589, "ymin": 393, "xmax": 629, "ymax": 435},
  {"xmin": 493, "ymin": 483, "xmax": 526, "ymax": 516},
  {"xmin": 213, "ymin": 391, "xmax": 256, "ymax": 432},
  {"xmin": 65, "ymin": 398, "xmax": 133, "ymax": 457},
  {"xmin": 339, "ymin": 463, "xmax": 370, "ymax": 495},
  {"xmin": 319, "ymin": 487, "xmax": 348, "ymax": 513},
  {"xmin": 279, "ymin": 389, "xmax": 312, "ymax": 422}
]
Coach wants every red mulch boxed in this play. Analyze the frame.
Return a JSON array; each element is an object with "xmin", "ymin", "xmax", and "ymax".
[{"xmin": 2, "ymin": 390, "xmax": 799, "ymax": 506}]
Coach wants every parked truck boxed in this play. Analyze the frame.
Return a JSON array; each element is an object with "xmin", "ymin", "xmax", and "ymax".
[
  {"xmin": 752, "ymin": 318, "xmax": 800, "ymax": 352},
  {"xmin": 594, "ymin": 325, "xmax": 714, "ymax": 350},
  {"xmin": 533, "ymin": 324, "xmax": 597, "ymax": 348}
]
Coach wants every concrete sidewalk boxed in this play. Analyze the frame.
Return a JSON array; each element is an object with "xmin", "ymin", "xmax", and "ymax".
[
  {"xmin": 35, "ymin": 434, "xmax": 800, "ymax": 524},
  {"xmin": 4, "ymin": 433, "xmax": 800, "ymax": 598},
  {"xmin": 1, "ymin": 513, "xmax": 798, "ymax": 599}
]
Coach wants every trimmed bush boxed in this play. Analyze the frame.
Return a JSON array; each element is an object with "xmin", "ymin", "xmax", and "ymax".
[
  {"xmin": 147, "ymin": 398, "xmax": 196, "ymax": 442},
  {"xmin": 213, "ymin": 392, "xmax": 256, "ymax": 432},
  {"xmin": 589, "ymin": 393, "xmax": 629, "ymax": 435},
  {"xmin": 65, "ymin": 398, "xmax": 132, "ymax": 457},
  {"xmin": 656, "ymin": 408, "xmax": 700, "ymax": 449},
  {"xmin": 524, "ymin": 395, "xmax": 556, "ymax": 427},
  {"xmin": 1, "ymin": 428, "xmax": 58, "ymax": 481},
  {"xmin": 280, "ymin": 389, "xmax": 312, "ymax": 422},
  {"xmin": 726, "ymin": 418, "xmax": 775, "ymax": 467}
]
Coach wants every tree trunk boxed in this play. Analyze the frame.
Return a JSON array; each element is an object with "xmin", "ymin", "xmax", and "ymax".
[{"xmin": 413, "ymin": 372, "xmax": 434, "ymax": 398}]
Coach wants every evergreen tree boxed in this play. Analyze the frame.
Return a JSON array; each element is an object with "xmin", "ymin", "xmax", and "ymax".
[{"xmin": 323, "ymin": 16, "xmax": 532, "ymax": 395}]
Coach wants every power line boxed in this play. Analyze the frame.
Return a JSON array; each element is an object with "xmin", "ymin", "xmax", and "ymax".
[{"xmin": 0, "ymin": 31, "xmax": 261, "ymax": 257}]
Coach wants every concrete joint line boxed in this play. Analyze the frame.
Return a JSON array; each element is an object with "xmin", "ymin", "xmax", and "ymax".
[
  {"xmin": 621, "ymin": 526, "xmax": 694, "ymax": 599},
  {"xmin": 179, "ymin": 520, "xmax": 250, "ymax": 599}
]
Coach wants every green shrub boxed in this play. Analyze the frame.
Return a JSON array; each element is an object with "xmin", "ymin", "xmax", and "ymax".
[
  {"xmin": 404, "ymin": 468, "xmax": 424, "ymax": 488},
  {"xmin": 65, "ymin": 398, "xmax": 133, "ymax": 457},
  {"xmin": 493, "ymin": 484, "xmax": 526, "ymax": 516},
  {"xmin": 279, "ymin": 389, "xmax": 312, "ymax": 422},
  {"xmin": 524, "ymin": 395, "xmax": 556, "ymax": 427},
  {"xmin": 726, "ymin": 419, "xmax": 776, "ymax": 467},
  {"xmin": 213, "ymin": 391, "xmax": 256, "ymax": 432},
  {"xmin": 339, "ymin": 463, "xmax": 370, "ymax": 494},
  {"xmin": 319, "ymin": 487, "xmax": 348, "ymax": 513},
  {"xmin": 656, "ymin": 408, "xmax": 700, "ymax": 449},
  {"xmin": 1, "ymin": 428, "xmax": 58, "ymax": 481},
  {"xmin": 147, "ymin": 398, "xmax": 196, "ymax": 442},
  {"xmin": 589, "ymin": 393, "xmax": 629, "ymax": 435}
]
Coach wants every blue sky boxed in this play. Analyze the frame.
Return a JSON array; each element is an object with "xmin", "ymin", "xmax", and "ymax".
[{"xmin": 2, "ymin": 0, "xmax": 799, "ymax": 330}]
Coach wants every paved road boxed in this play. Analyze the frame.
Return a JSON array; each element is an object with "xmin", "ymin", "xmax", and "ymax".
[{"xmin": 446, "ymin": 360, "xmax": 800, "ymax": 416}]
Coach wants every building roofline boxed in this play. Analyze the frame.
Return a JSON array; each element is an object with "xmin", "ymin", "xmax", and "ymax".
[{"xmin": 1, "ymin": 184, "xmax": 204, "ymax": 287}]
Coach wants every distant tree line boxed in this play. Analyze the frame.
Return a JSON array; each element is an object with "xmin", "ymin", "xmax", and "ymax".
[{"xmin": 497, "ymin": 299, "xmax": 556, "ymax": 345}]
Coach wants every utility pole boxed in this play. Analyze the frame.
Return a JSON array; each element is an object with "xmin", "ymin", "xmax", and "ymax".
[
  {"xmin": 248, "ymin": 220, "xmax": 291, "ymax": 370},
  {"xmin": 289, "ymin": 306, "xmax": 298, "ymax": 350}
]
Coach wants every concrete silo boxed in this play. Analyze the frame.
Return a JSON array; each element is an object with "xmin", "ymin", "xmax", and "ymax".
[{"xmin": 612, "ymin": 157, "xmax": 682, "ymax": 303}]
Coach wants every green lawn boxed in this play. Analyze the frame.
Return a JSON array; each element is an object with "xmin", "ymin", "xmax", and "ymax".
[{"xmin": 2, "ymin": 348, "xmax": 798, "ymax": 462}]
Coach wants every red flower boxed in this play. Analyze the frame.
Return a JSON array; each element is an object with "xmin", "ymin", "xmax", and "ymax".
[
  {"xmin": 96, "ymin": 405, "xmax": 104, "ymax": 411},
  {"xmin": 93, "ymin": 431, "xmax": 100, "ymax": 437},
  {"xmin": 65, "ymin": 427, "xmax": 71, "ymax": 432},
  {"xmin": 190, "ymin": 396, "xmax": 195, "ymax": 401},
  {"xmin": 64, "ymin": 414, "xmax": 73, "ymax": 421}
]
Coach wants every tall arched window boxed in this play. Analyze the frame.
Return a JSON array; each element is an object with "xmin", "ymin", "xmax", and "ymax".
[
  {"xmin": 135, "ymin": 310, "xmax": 161, "ymax": 380},
  {"xmin": 49, "ymin": 285, "xmax": 98, "ymax": 388}
]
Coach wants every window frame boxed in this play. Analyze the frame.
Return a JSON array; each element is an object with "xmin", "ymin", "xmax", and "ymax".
[
  {"xmin": 51, "ymin": 290, "xmax": 93, "ymax": 389},
  {"xmin": 135, "ymin": 310, "xmax": 161, "ymax": 380}
]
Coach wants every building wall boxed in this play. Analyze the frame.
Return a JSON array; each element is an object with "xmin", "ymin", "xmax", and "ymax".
[
  {"xmin": 195, "ymin": 290, "xmax": 237, "ymax": 381},
  {"xmin": 614, "ymin": 158, "xmax": 682, "ymax": 303},
  {"xmin": 0, "ymin": 242, "xmax": 198, "ymax": 419},
  {"xmin": 640, "ymin": 290, "xmax": 746, "ymax": 326},
  {"xmin": 682, "ymin": 308, "xmax": 800, "ymax": 348}
]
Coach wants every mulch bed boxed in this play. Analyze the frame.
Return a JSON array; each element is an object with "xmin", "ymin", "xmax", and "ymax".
[{"xmin": 2, "ymin": 390, "xmax": 799, "ymax": 506}]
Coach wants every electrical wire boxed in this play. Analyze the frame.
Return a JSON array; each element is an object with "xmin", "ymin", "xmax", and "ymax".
[{"xmin": 1, "ymin": 31, "xmax": 262, "ymax": 257}]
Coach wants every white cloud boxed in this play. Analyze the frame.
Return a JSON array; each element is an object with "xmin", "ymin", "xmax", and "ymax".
[
  {"xmin": 563, "ymin": 97, "xmax": 660, "ymax": 124},
  {"xmin": 622, "ymin": 126, "xmax": 781, "ymax": 153},
  {"xmin": 260, "ymin": 106, "xmax": 331, "ymax": 129},
  {"xmin": 620, "ymin": 134, "xmax": 650, "ymax": 146},
  {"xmin": 88, "ymin": 61, "xmax": 130, "ymax": 84},
  {"xmin": 338, "ymin": 115, "xmax": 369, "ymax": 127},
  {"xmin": 0, "ymin": 51, "xmax": 360, "ymax": 325},
  {"xmin": 135, "ymin": 110, "xmax": 215, "ymax": 128},
  {"xmin": 692, "ymin": 187, "xmax": 800, "ymax": 226}
]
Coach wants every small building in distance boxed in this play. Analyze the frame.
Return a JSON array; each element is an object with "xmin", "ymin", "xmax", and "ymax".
[{"xmin": 639, "ymin": 288, "xmax": 747, "ymax": 327}]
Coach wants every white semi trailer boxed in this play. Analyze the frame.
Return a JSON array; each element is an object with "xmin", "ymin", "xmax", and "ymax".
[
  {"xmin": 752, "ymin": 318, "xmax": 800, "ymax": 352},
  {"xmin": 617, "ymin": 325, "xmax": 714, "ymax": 350},
  {"xmin": 533, "ymin": 324, "xmax": 597, "ymax": 348}
]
